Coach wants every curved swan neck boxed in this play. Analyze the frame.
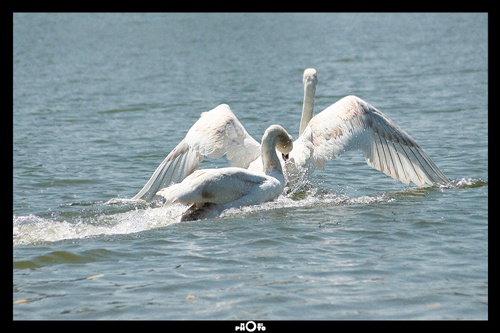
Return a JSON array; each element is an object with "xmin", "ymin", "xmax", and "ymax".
[
  {"xmin": 261, "ymin": 137, "xmax": 283, "ymax": 176},
  {"xmin": 260, "ymin": 125, "xmax": 291, "ymax": 176},
  {"xmin": 299, "ymin": 68, "xmax": 318, "ymax": 136}
]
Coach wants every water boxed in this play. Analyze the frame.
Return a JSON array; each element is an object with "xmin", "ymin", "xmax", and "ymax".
[{"xmin": 13, "ymin": 13, "xmax": 488, "ymax": 320}]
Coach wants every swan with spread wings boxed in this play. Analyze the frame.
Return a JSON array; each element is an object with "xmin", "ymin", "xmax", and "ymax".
[{"xmin": 133, "ymin": 68, "xmax": 448, "ymax": 202}]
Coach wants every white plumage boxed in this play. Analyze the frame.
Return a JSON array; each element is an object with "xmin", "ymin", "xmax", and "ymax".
[
  {"xmin": 155, "ymin": 124, "xmax": 293, "ymax": 221},
  {"xmin": 133, "ymin": 68, "xmax": 448, "ymax": 202},
  {"xmin": 132, "ymin": 104, "xmax": 261, "ymax": 201}
]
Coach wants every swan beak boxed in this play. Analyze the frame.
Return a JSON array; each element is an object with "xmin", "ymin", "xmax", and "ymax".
[{"xmin": 282, "ymin": 153, "xmax": 289, "ymax": 161}]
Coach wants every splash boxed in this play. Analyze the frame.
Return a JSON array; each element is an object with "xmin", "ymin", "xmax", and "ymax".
[
  {"xmin": 454, "ymin": 177, "xmax": 488, "ymax": 188},
  {"xmin": 13, "ymin": 177, "xmax": 485, "ymax": 246},
  {"xmin": 15, "ymin": 188, "xmax": 395, "ymax": 247},
  {"xmin": 13, "ymin": 203, "xmax": 185, "ymax": 246}
]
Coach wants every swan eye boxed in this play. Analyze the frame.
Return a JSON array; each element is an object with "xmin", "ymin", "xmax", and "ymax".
[{"xmin": 282, "ymin": 153, "xmax": 289, "ymax": 161}]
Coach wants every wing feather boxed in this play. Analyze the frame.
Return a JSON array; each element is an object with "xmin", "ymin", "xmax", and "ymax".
[
  {"xmin": 133, "ymin": 104, "xmax": 261, "ymax": 201},
  {"xmin": 295, "ymin": 95, "xmax": 448, "ymax": 186}
]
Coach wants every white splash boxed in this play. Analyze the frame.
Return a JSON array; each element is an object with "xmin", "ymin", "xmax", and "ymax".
[
  {"xmin": 12, "ymin": 190, "xmax": 397, "ymax": 246},
  {"xmin": 13, "ymin": 204, "xmax": 184, "ymax": 246}
]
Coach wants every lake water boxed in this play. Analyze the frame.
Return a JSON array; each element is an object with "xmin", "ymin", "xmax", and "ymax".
[{"xmin": 13, "ymin": 13, "xmax": 488, "ymax": 320}]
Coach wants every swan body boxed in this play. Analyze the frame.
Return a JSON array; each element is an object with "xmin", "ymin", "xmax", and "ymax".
[
  {"xmin": 156, "ymin": 124, "xmax": 293, "ymax": 221},
  {"xmin": 133, "ymin": 68, "xmax": 448, "ymax": 202}
]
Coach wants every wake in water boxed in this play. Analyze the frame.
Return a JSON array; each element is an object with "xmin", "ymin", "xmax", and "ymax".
[
  {"xmin": 13, "ymin": 177, "xmax": 485, "ymax": 246},
  {"xmin": 13, "ymin": 203, "xmax": 185, "ymax": 247}
]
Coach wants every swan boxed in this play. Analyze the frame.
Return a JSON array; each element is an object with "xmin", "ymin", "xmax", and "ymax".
[
  {"xmin": 133, "ymin": 68, "xmax": 448, "ymax": 201},
  {"xmin": 155, "ymin": 124, "xmax": 293, "ymax": 221}
]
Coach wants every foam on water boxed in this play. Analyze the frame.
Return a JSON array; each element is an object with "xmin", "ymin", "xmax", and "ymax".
[
  {"xmin": 12, "ymin": 191, "xmax": 393, "ymax": 246},
  {"xmin": 13, "ymin": 203, "xmax": 183, "ymax": 246},
  {"xmin": 12, "ymin": 177, "xmax": 484, "ymax": 246}
]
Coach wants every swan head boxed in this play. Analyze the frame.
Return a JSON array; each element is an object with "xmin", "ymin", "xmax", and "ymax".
[
  {"xmin": 277, "ymin": 139, "xmax": 292, "ymax": 161},
  {"xmin": 260, "ymin": 124, "xmax": 293, "ymax": 174},
  {"xmin": 303, "ymin": 68, "xmax": 318, "ymax": 86},
  {"xmin": 263, "ymin": 124, "xmax": 293, "ymax": 156}
]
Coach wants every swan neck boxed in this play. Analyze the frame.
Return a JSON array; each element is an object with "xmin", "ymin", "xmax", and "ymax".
[
  {"xmin": 261, "ymin": 134, "xmax": 283, "ymax": 176},
  {"xmin": 299, "ymin": 79, "xmax": 316, "ymax": 136}
]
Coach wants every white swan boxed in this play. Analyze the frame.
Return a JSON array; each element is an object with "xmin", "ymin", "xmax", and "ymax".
[
  {"xmin": 155, "ymin": 124, "xmax": 293, "ymax": 221},
  {"xmin": 133, "ymin": 68, "xmax": 448, "ymax": 201}
]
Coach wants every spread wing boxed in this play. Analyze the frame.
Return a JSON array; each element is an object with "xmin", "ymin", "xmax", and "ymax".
[
  {"xmin": 132, "ymin": 104, "xmax": 261, "ymax": 201},
  {"xmin": 291, "ymin": 95, "xmax": 449, "ymax": 186}
]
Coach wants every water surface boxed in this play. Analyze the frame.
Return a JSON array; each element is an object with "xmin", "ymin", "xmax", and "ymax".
[{"xmin": 13, "ymin": 13, "xmax": 488, "ymax": 320}]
